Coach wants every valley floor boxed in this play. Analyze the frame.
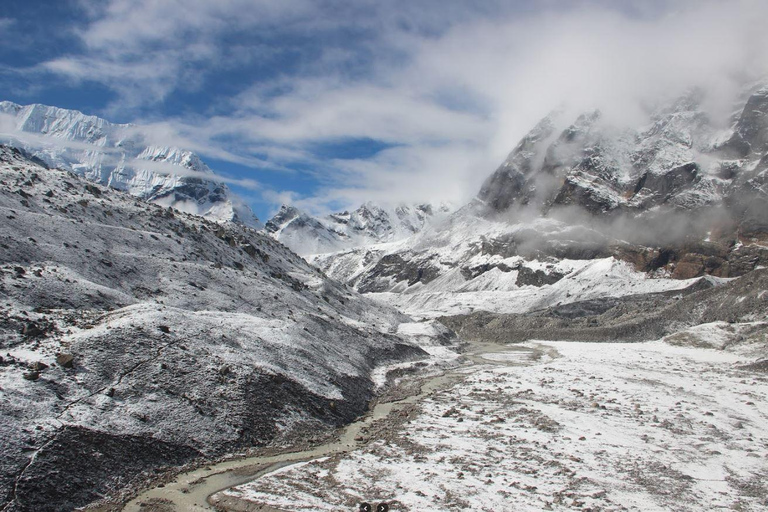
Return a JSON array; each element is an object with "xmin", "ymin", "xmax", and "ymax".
[{"xmin": 212, "ymin": 337, "xmax": 768, "ymax": 511}]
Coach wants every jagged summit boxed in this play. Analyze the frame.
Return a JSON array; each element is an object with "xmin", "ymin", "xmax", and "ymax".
[
  {"xmin": 265, "ymin": 201, "xmax": 453, "ymax": 256},
  {"xmin": 477, "ymin": 84, "xmax": 768, "ymax": 223},
  {"xmin": 0, "ymin": 101, "xmax": 262, "ymax": 228},
  {"xmin": 265, "ymin": 204, "xmax": 311, "ymax": 234}
]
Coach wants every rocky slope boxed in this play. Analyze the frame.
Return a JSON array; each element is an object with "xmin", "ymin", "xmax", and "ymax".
[
  {"xmin": 265, "ymin": 202, "xmax": 452, "ymax": 256},
  {"xmin": 309, "ymin": 84, "xmax": 768, "ymax": 316},
  {"xmin": 0, "ymin": 145, "xmax": 425, "ymax": 511},
  {"xmin": 478, "ymin": 86, "xmax": 768, "ymax": 222},
  {"xmin": 442, "ymin": 268, "xmax": 768, "ymax": 343},
  {"xmin": 0, "ymin": 102, "xmax": 261, "ymax": 227}
]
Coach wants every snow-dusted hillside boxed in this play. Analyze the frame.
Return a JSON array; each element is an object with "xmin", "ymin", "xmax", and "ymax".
[
  {"xmin": 266, "ymin": 202, "xmax": 453, "ymax": 256},
  {"xmin": 310, "ymin": 211, "xmax": 719, "ymax": 318},
  {"xmin": 0, "ymin": 145, "xmax": 424, "ymax": 511},
  {"xmin": 0, "ymin": 101, "xmax": 261, "ymax": 227}
]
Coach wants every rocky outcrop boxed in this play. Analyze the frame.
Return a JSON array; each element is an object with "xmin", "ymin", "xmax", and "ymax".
[
  {"xmin": 720, "ymin": 87, "xmax": 768, "ymax": 157},
  {"xmin": 629, "ymin": 162, "xmax": 701, "ymax": 209},
  {"xmin": 441, "ymin": 268, "xmax": 768, "ymax": 343},
  {"xmin": 478, "ymin": 116, "xmax": 558, "ymax": 211},
  {"xmin": 10, "ymin": 427, "xmax": 200, "ymax": 512},
  {"xmin": 611, "ymin": 239, "xmax": 768, "ymax": 279},
  {"xmin": 356, "ymin": 253, "xmax": 441, "ymax": 293},
  {"xmin": 515, "ymin": 266, "xmax": 566, "ymax": 287}
]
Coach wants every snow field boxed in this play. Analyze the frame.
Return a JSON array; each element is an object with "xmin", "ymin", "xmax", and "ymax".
[{"xmin": 220, "ymin": 339, "xmax": 768, "ymax": 511}]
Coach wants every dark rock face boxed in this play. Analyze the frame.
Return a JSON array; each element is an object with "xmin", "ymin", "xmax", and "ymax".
[
  {"xmin": 357, "ymin": 253, "xmax": 441, "ymax": 293},
  {"xmin": 631, "ymin": 163, "xmax": 701, "ymax": 208},
  {"xmin": 726, "ymin": 163, "xmax": 768, "ymax": 236},
  {"xmin": 10, "ymin": 427, "xmax": 200, "ymax": 512},
  {"xmin": 515, "ymin": 266, "xmax": 566, "ymax": 287},
  {"xmin": 610, "ymin": 245, "xmax": 677, "ymax": 274},
  {"xmin": 611, "ymin": 240, "xmax": 768, "ymax": 279},
  {"xmin": 552, "ymin": 166, "xmax": 624, "ymax": 214},
  {"xmin": 722, "ymin": 88, "xmax": 768, "ymax": 157},
  {"xmin": 478, "ymin": 116, "xmax": 557, "ymax": 211},
  {"xmin": 441, "ymin": 268, "xmax": 768, "ymax": 344},
  {"xmin": 478, "ymin": 167, "xmax": 529, "ymax": 211},
  {"xmin": 460, "ymin": 263, "xmax": 514, "ymax": 280},
  {"xmin": 478, "ymin": 229, "xmax": 612, "ymax": 261}
]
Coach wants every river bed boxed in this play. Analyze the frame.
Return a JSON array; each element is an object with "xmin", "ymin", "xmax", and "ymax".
[
  {"xmin": 120, "ymin": 341, "xmax": 540, "ymax": 511},
  {"xmin": 210, "ymin": 340, "xmax": 768, "ymax": 511}
]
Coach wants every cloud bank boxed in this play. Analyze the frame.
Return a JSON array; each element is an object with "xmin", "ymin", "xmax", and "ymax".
[{"xmin": 18, "ymin": 0, "xmax": 768, "ymax": 215}]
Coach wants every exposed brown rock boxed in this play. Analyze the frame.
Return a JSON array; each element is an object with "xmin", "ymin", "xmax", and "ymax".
[{"xmin": 56, "ymin": 353, "xmax": 74, "ymax": 368}]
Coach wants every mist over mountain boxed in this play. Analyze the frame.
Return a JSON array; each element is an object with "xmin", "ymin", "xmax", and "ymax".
[
  {"xmin": 298, "ymin": 81, "xmax": 768, "ymax": 325},
  {"xmin": 478, "ymin": 84, "xmax": 768, "ymax": 240}
]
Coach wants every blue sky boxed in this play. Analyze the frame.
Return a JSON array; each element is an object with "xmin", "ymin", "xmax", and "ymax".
[{"xmin": 1, "ymin": 0, "xmax": 765, "ymax": 221}]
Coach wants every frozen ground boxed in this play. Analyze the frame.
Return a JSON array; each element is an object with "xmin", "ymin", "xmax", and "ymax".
[
  {"xmin": 217, "ymin": 335, "xmax": 768, "ymax": 511},
  {"xmin": 369, "ymin": 257, "xmax": 704, "ymax": 318}
]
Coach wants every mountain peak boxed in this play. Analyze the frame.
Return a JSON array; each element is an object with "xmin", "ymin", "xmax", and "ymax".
[
  {"xmin": 477, "ymin": 83, "xmax": 768, "ymax": 218},
  {"xmin": 266, "ymin": 201, "xmax": 453, "ymax": 255},
  {"xmin": 0, "ymin": 101, "xmax": 261, "ymax": 228}
]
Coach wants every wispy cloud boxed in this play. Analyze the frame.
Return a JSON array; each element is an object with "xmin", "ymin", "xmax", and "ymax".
[{"xmin": 17, "ymin": 0, "xmax": 768, "ymax": 216}]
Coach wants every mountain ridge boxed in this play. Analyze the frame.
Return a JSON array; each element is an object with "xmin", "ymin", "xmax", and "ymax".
[
  {"xmin": 305, "ymin": 83, "xmax": 768, "ymax": 317},
  {"xmin": 0, "ymin": 101, "xmax": 262, "ymax": 228},
  {"xmin": 265, "ymin": 201, "xmax": 453, "ymax": 256}
]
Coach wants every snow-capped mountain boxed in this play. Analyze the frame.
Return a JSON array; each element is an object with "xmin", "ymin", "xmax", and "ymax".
[
  {"xmin": 479, "ymin": 85, "xmax": 768, "ymax": 220},
  {"xmin": 265, "ymin": 202, "xmax": 453, "ymax": 256},
  {"xmin": 308, "ymin": 83, "xmax": 768, "ymax": 316},
  {"xmin": 0, "ymin": 101, "xmax": 261, "ymax": 227}
]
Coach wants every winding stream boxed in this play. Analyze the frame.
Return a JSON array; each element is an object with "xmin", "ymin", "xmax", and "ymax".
[{"xmin": 121, "ymin": 341, "xmax": 544, "ymax": 511}]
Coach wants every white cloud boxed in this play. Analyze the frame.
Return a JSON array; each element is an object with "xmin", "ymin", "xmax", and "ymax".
[{"xmin": 31, "ymin": 0, "xmax": 768, "ymax": 215}]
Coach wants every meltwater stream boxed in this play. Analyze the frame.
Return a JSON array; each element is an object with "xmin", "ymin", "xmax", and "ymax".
[{"xmin": 121, "ymin": 342, "xmax": 544, "ymax": 511}]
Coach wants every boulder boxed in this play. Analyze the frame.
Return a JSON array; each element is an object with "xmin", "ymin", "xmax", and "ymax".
[{"xmin": 56, "ymin": 353, "xmax": 74, "ymax": 369}]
